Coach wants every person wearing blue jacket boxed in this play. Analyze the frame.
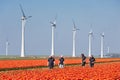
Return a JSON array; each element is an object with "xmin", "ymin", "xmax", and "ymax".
[
  {"xmin": 48, "ymin": 55, "xmax": 55, "ymax": 69},
  {"xmin": 59, "ymin": 55, "xmax": 64, "ymax": 68},
  {"xmin": 89, "ymin": 55, "xmax": 95, "ymax": 67},
  {"xmin": 81, "ymin": 54, "xmax": 86, "ymax": 66}
]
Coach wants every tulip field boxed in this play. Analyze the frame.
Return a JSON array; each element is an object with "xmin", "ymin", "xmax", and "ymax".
[{"xmin": 0, "ymin": 58, "xmax": 120, "ymax": 80}]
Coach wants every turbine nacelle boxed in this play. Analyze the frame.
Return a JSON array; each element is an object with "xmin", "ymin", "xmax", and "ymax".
[
  {"xmin": 89, "ymin": 30, "xmax": 93, "ymax": 35},
  {"xmin": 88, "ymin": 30, "xmax": 94, "ymax": 40},
  {"xmin": 50, "ymin": 15, "xmax": 57, "ymax": 28},
  {"xmin": 72, "ymin": 20, "xmax": 79, "ymax": 31},
  {"xmin": 73, "ymin": 25, "xmax": 78, "ymax": 31},
  {"xmin": 21, "ymin": 16, "xmax": 26, "ymax": 20},
  {"xmin": 101, "ymin": 32, "xmax": 104, "ymax": 37},
  {"xmin": 6, "ymin": 41, "xmax": 9, "ymax": 45},
  {"xmin": 50, "ymin": 21, "xmax": 56, "ymax": 27},
  {"xmin": 21, "ymin": 16, "xmax": 32, "ymax": 20},
  {"xmin": 73, "ymin": 28, "xmax": 79, "ymax": 31}
]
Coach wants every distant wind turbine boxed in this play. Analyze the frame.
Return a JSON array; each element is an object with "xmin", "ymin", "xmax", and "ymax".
[
  {"xmin": 19, "ymin": 4, "xmax": 32, "ymax": 57},
  {"xmin": 72, "ymin": 20, "xmax": 79, "ymax": 57},
  {"xmin": 50, "ymin": 16, "xmax": 57, "ymax": 56},
  {"xmin": 100, "ymin": 32, "xmax": 104, "ymax": 58},
  {"xmin": 88, "ymin": 29, "xmax": 93, "ymax": 57},
  {"xmin": 107, "ymin": 46, "xmax": 110, "ymax": 54},
  {"xmin": 6, "ymin": 40, "xmax": 9, "ymax": 56}
]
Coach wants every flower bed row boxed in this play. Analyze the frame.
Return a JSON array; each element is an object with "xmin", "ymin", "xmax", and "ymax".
[
  {"xmin": 0, "ymin": 62, "xmax": 120, "ymax": 79},
  {"xmin": 0, "ymin": 58, "xmax": 120, "ymax": 70}
]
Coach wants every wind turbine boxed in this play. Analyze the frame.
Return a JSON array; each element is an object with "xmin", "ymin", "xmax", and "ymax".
[
  {"xmin": 50, "ymin": 16, "xmax": 57, "ymax": 56},
  {"xmin": 88, "ymin": 29, "xmax": 93, "ymax": 57},
  {"xmin": 19, "ymin": 4, "xmax": 32, "ymax": 57},
  {"xmin": 72, "ymin": 20, "xmax": 79, "ymax": 57},
  {"xmin": 100, "ymin": 32, "xmax": 104, "ymax": 58},
  {"xmin": 6, "ymin": 40, "xmax": 9, "ymax": 56}
]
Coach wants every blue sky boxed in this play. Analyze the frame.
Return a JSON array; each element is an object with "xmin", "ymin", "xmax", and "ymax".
[{"xmin": 0, "ymin": 0, "xmax": 120, "ymax": 56}]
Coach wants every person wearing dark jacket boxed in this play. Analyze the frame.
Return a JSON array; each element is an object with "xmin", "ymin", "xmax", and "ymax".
[
  {"xmin": 48, "ymin": 56, "xmax": 55, "ymax": 69},
  {"xmin": 89, "ymin": 55, "xmax": 95, "ymax": 67},
  {"xmin": 59, "ymin": 55, "xmax": 64, "ymax": 68},
  {"xmin": 81, "ymin": 54, "xmax": 86, "ymax": 66}
]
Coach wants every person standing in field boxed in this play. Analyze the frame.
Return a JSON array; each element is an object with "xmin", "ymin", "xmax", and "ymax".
[
  {"xmin": 59, "ymin": 55, "xmax": 64, "ymax": 68},
  {"xmin": 81, "ymin": 54, "xmax": 86, "ymax": 66},
  {"xmin": 48, "ymin": 55, "xmax": 55, "ymax": 69},
  {"xmin": 89, "ymin": 55, "xmax": 95, "ymax": 67}
]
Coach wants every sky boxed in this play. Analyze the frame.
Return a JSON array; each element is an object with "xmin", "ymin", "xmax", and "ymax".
[{"xmin": 0, "ymin": 0, "xmax": 120, "ymax": 57}]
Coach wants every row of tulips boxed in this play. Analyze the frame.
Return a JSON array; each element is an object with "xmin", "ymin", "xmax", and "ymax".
[
  {"xmin": 0, "ymin": 62, "xmax": 120, "ymax": 79},
  {"xmin": 0, "ymin": 58, "xmax": 120, "ymax": 69}
]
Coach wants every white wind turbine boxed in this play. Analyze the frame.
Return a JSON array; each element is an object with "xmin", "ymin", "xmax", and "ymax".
[
  {"xmin": 100, "ymin": 32, "xmax": 104, "ymax": 58},
  {"xmin": 6, "ymin": 40, "xmax": 9, "ymax": 56},
  {"xmin": 72, "ymin": 20, "xmax": 79, "ymax": 57},
  {"xmin": 50, "ymin": 16, "xmax": 57, "ymax": 56},
  {"xmin": 88, "ymin": 29, "xmax": 93, "ymax": 57},
  {"xmin": 19, "ymin": 4, "xmax": 32, "ymax": 57}
]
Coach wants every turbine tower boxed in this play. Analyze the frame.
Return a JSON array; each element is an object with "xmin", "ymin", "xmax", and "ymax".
[
  {"xmin": 72, "ymin": 20, "xmax": 79, "ymax": 57},
  {"xmin": 20, "ymin": 4, "xmax": 32, "ymax": 57},
  {"xmin": 101, "ymin": 32, "xmax": 104, "ymax": 58},
  {"xmin": 6, "ymin": 40, "xmax": 9, "ymax": 56},
  {"xmin": 50, "ymin": 17, "xmax": 56, "ymax": 56},
  {"xmin": 88, "ymin": 29, "xmax": 93, "ymax": 57}
]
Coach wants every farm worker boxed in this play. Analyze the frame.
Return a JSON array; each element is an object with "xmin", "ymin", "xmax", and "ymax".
[
  {"xmin": 81, "ymin": 53, "xmax": 86, "ymax": 66},
  {"xmin": 89, "ymin": 55, "xmax": 95, "ymax": 67},
  {"xmin": 59, "ymin": 55, "xmax": 64, "ymax": 68},
  {"xmin": 48, "ymin": 55, "xmax": 55, "ymax": 69}
]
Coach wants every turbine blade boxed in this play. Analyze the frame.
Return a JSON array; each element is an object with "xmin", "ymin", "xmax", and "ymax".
[
  {"xmin": 53, "ymin": 20, "xmax": 56, "ymax": 24},
  {"xmin": 90, "ymin": 30, "xmax": 94, "ymax": 39},
  {"xmin": 72, "ymin": 19, "xmax": 76, "ymax": 29},
  {"xmin": 50, "ymin": 21, "xmax": 54, "ymax": 24},
  {"xmin": 54, "ymin": 15, "xmax": 57, "ymax": 24},
  {"xmin": 27, "ymin": 16, "xmax": 32, "ymax": 19},
  {"xmin": 19, "ymin": 4, "xmax": 26, "ymax": 17},
  {"xmin": 55, "ymin": 14, "xmax": 57, "ymax": 20}
]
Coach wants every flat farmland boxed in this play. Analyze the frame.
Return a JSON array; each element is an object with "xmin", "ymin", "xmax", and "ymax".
[
  {"xmin": 0, "ymin": 58, "xmax": 120, "ymax": 80},
  {"xmin": 0, "ymin": 58, "xmax": 120, "ymax": 70}
]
